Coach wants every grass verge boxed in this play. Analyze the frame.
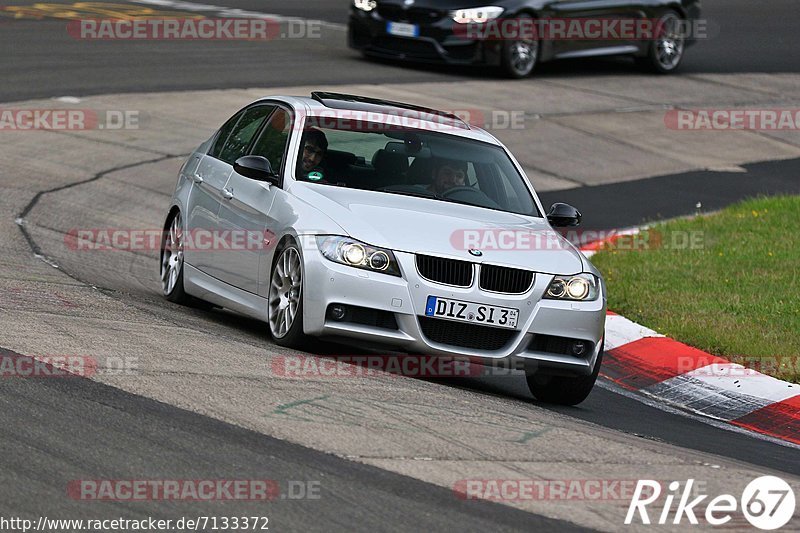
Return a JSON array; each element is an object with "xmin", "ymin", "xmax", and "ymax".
[{"xmin": 591, "ymin": 195, "xmax": 800, "ymax": 383}]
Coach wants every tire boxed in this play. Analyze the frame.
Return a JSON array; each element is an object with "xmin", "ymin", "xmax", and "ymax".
[
  {"xmin": 526, "ymin": 341, "xmax": 603, "ymax": 406},
  {"xmin": 501, "ymin": 14, "xmax": 538, "ymax": 78},
  {"xmin": 637, "ymin": 11, "xmax": 685, "ymax": 74},
  {"xmin": 160, "ymin": 210, "xmax": 190, "ymax": 304},
  {"xmin": 268, "ymin": 241, "xmax": 311, "ymax": 349}
]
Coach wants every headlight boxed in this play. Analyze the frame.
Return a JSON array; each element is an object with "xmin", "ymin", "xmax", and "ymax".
[
  {"xmin": 354, "ymin": 0, "xmax": 377, "ymax": 12},
  {"xmin": 450, "ymin": 6, "xmax": 504, "ymax": 24},
  {"xmin": 544, "ymin": 273, "xmax": 599, "ymax": 301},
  {"xmin": 316, "ymin": 236, "xmax": 401, "ymax": 277}
]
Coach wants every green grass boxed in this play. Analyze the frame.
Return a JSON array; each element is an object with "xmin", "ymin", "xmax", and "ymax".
[{"xmin": 591, "ymin": 195, "xmax": 800, "ymax": 383}]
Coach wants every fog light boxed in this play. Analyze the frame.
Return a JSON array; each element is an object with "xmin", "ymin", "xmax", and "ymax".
[
  {"xmin": 572, "ymin": 341, "xmax": 586, "ymax": 356},
  {"xmin": 330, "ymin": 305, "xmax": 346, "ymax": 321}
]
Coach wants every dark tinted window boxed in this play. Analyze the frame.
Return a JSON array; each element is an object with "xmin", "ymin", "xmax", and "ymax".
[
  {"xmin": 250, "ymin": 108, "xmax": 291, "ymax": 173},
  {"xmin": 217, "ymin": 105, "xmax": 274, "ymax": 164},
  {"xmin": 209, "ymin": 110, "xmax": 244, "ymax": 159}
]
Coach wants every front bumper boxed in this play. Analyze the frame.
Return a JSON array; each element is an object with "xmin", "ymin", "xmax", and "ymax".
[
  {"xmin": 348, "ymin": 9, "xmax": 504, "ymax": 66},
  {"xmin": 303, "ymin": 246, "xmax": 606, "ymax": 377}
]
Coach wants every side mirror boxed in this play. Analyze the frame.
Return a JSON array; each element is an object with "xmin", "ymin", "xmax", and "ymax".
[
  {"xmin": 547, "ymin": 203, "xmax": 582, "ymax": 227},
  {"xmin": 234, "ymin": 156, "xmax": 279, "ymax": 185}
]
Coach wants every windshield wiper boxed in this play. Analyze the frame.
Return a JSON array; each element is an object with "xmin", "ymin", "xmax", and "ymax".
[
  {"xmin": 379, "ymin": 187, "xmax": 487, "ymax": 209},
  {"xmin": 436, "ymin": 196, "xmax": 477, "ymax": 208},
  {"xmin": 378, "ymin": 188, "xmax": 440, "ymax": 200}
]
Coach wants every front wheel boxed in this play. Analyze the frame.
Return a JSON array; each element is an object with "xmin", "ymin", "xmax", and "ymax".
[
  {"xmin": 501, "ymin": 14, "xmax": 538, "ymax": 78},
  {"xmin": 160, "ymin": 211, "xmax": 189, "ymax": 304},
  {"xmin": 268, "ymin": 242, "xmax": 310, "ymax": 349},
  {"xmin": 637, "ymin": 11, "xmax": 685, "ymax": 74},
  {"xmin": 526, "ymin": 342, "xmax": 603, "ymax": 405}
]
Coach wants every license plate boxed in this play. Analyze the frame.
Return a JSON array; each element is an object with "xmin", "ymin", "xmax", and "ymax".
[
  {"xmin": 425, "ymin": 296, "xmax": 519, "ymax": 329},
  {"xmin": 387, "ymin": 21, "xmax": 419, "ymax": 37}
]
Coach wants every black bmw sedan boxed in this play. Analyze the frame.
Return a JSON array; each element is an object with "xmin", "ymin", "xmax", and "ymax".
[{"xmin": 348, "ymin": 0, "xmax": 702, "ymax": 77}]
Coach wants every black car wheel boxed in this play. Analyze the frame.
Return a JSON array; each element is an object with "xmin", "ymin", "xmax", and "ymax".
[
  {"xmin": 638, "ymin": 11, "xmax": 686, "ymax": 73},
  {"xmin": 526, "ymin": 341, "xmax": 603, "ymax": 406},
  {"xmin": 501, "ymin": 14, "xmax": 538, "ymax": 78}
]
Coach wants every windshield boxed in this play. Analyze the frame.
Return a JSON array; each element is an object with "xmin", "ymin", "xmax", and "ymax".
[{"xmin": 294, "ymin": 117, "xmax": 541, "ymax": 217}]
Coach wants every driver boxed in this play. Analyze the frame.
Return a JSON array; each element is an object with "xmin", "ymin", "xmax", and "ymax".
[
  {"xmin": 428, "ymin": 158, "xmax": 467, "ymax": 195},
  {"xmin": 296, "ymin": 127, "xmax": 328, "ymax": 181}
]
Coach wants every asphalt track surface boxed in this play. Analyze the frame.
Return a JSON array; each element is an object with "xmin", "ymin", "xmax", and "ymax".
[
  {"xmin": 540, "ymin": 158, "xmax": 800, "ymax": 232},
  {"xmin": 2, "ymin": 0, "xmax": 800, "ymax": 531},
  {"xmin": 1, "ymin": 347, "xmax": 583, "ymax": 532}
]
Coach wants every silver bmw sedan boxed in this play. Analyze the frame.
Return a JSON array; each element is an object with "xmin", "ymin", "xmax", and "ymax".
[{"xmin": 160, "ymin": 92, "xmax": 606, "ymax": 405}]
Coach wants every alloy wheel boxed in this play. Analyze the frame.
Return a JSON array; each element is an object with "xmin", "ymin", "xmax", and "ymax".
[
  {"xmin": 509, "ymin": 39, "xmax": 538, "ymax": 76},
  {"xmin": 269, "ymin": 246, "xmax": 302, "ymax": 338},
  {"xmin": 160, "ymin": 212, "xmax": 183, "ymax": 296},
  {"xmin": 655, "ymin": 14, "xmax": 685, "ymax": 71}
]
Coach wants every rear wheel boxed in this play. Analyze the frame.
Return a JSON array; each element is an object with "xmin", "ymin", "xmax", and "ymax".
[
  {"xmin": 637, "ymin": 11, "xmax": 685, "ymax": 73},
  {"xmin": 268, "ymin": 242, "xmax": 311, "ymax": 349},
  {"xmin": 501, "ymin": 14, "xmax": 538, "ymax": 78},
  {"xmin": 526, "ymin": 342, "xmax": 603, "ymax": 405}
]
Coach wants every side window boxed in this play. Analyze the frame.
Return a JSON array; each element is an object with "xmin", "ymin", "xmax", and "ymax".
[
  {"xmin": 208, "ymin": 110, "xmax": 244, "ymax": 159},
  {"xmin": 217, "ymin": 105, "xmax": 274, "ymax": 165},
  {"xmin": 250, "ymin": 108, "xmax": 292, "ymax": 174}
]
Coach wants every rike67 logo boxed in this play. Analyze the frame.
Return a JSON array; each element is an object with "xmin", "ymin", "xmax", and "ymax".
[{"xmin": 626, "ymin": 476, "xmax": 796, "ymax": 530}]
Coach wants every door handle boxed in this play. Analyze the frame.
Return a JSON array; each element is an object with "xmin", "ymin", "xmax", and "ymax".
[
  {"xmin": 222, "ymin": 187, "xmax": 234, "ymax": 200},
  {"xmin": 191, "ymin": 174, "xmax": 204, "ymax": 184}
]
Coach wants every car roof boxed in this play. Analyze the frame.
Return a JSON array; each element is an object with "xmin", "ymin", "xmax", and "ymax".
[{"xmin": 255, "ymin": 94, "xmax": 502, "ymax": 145}]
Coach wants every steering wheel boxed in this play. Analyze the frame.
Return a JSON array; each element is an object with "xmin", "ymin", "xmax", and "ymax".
[
  {"xmin": 440, "ymin": 186, "xmax": 502, "ymax": 209},
  {"xmin": 441, "ymin": 186, "xmax": 501, "ymax": 209},
  {"xmin": 440, "ymin": 186, "xmax": 478, "ymax": 198}
]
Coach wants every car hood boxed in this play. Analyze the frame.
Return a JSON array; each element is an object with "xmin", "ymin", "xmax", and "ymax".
[{"xmin": 292, "ymin": 184, "xmax": 584, "ymax": 275}]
